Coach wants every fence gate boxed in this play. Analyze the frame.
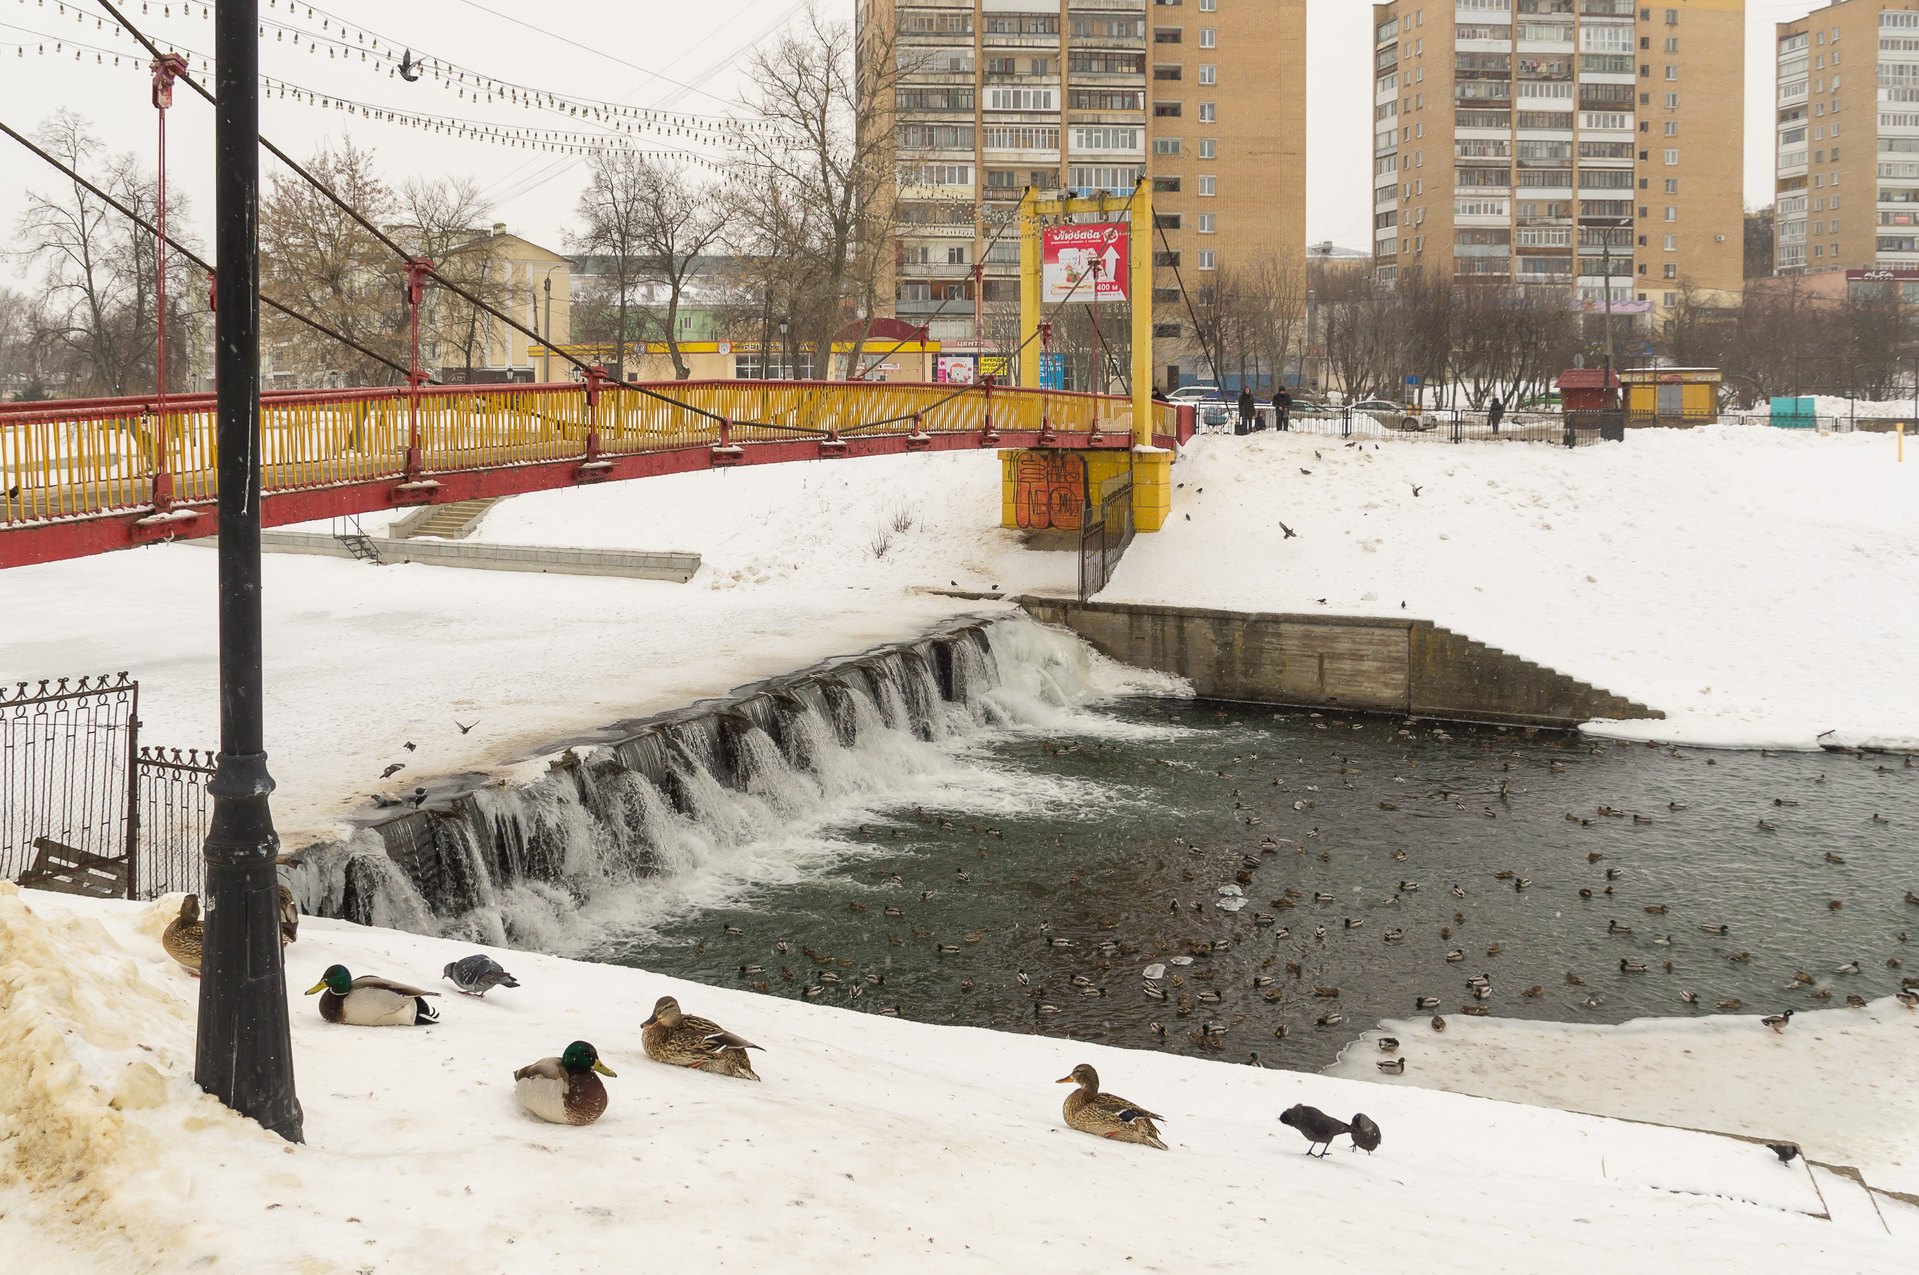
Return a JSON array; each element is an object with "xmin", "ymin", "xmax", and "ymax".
[
  {"xmin": 133, "ymin": 746, "xmax": 215, "ymax": 898},
  {"xmin": 1, "ymin": 673, "xmax": 139, "ymax": 897},
  {"xmin": 1078, "ymin": 464, "xmax": 1136, "ymax": 603}
]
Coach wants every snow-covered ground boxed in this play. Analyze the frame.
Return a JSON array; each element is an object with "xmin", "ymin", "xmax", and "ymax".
[
  {"xmin": 4, "ymin": 883, "xmax": 1912, "ymax": 1274},
  {"xmin": 1105, "ymin": 427, "xmax": 1919, "ymax": 750},
  {"xmin": 1327, "ymin": 1006, "xmax": 1919, "ymax": 1197}
]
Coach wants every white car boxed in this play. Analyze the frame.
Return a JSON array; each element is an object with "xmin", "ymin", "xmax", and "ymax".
[{"xmin": 1166, "ymin": 384, "xmax": 1234, "ymax": 427}]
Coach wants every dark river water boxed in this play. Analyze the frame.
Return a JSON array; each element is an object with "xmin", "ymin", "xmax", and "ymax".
[{"xmin": 591, "ymin": 701, "xmax": 1918, "ymax": 1071}]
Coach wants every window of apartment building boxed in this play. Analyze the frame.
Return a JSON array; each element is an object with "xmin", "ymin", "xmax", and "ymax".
[
  {"xmin": 1197, "ymin": 213, "xmax": 1216, "ymax": 233},
  {"xmin": 1198, "ymin": 139, "xmax": 1216, "ymax": 159},
  {"xmin": 1665, "ymin": 93, "xmax": 1679, "ymax": 108},
  {"xmin": 1153, "ymin": 176, "xmax": 1181, "ymax": 192},
  {"xmin": 896, "ymin": 88, "xmax": 973, "ymax": 112},
  {"xmin": 1663, "ymin": 264, "xmax": 1677, "ymax": 279},
  {"xmin": 1665, "ymin": 37, "xmax": 1678, "ymax": 54},
  {"xmin": 1197, "ymin": 175, "xmax": 1217, "ymax": 196},
  {"xmin": 1069, "ymin": 166, "xmax": 1144, "ymax": 194},
  {"xmin": 986, "ymin": 57, "xmax": 1017, "ymax": 76},
  {"xmin": 1665, "ymin": 206, "xmax": 1677, "ymax": 222},
  {"xmin": 1199, "ymin": 64, "xmax": 1217, "ymax": 86},
  {"xmin": 1199, "ymin": 102, "xmax": 1217, "ymax": 122},
  {"xmin": 1664, "ymin": 178, "xmax": 1678, "ymax": 194},
  {"xmin": 1197, "ymin": 250, "xmax": 1217, "ymax": 270},
  {"xmin": 984, "ymin": 88, "xmax": 1056, "ymax": 112},
  {"xmin": 900, "ymin": 163, "xmax": 973, "ymax": 187},
  {"xmin": 947, "ymin": 246, "xmax": 967, "ymax": 265},
  {"xmin": 983, "ymin": 126, "xmax": 1059, "ymax": 151},
  {"xmin": 1074, "ymin": 125, "xmax": 1143, "ymax": 151},
  {"xmin": 1199, "ymin": 0, "xmax": 1216, "ymax": 10},
  {"xmin": 899, "ymin": 124, "xmax": 975, "ymax": 151},
  {"xmin": 1154, "ymin": 102, "xmax": 1183, "ymax": 117},
  {"xmin": 1664, "ymin": 121, "xmax": 1677, "ymax": 137},
  {"xmin": 1663, "ymin": 235, "xmax": 1677, "ymax": 252},
  {"xmin": 1070, "ymin": 89, "xmax": 1145, "ymax": 111},
  {"xmin": 902, "ymin": 246, "xmax": 930, "ymax": 265},
  {"xmin": 1154, "ymin": 65, "xmax": 1183, "ymax": 81},
  {"xmin": 1199, "ymin": 28, "xmax": 1216, "ymax": 48},
  {"xmin": 986, "ymin": 13, "xmax": 1058, "ymax": 35},
  {"xmin": 1072, "ymin": 15, "xmax": 1145, "ymax": 38},
  {"xmin": 1030, "ymin": 58, "xmax": 1052, "ymax": 75},
  {"xmin": 1153, "ymin": 27, "xmax": 1182, "ymax": 43},
  {"xmin": 1664, "ymin": 149, "xmax": 1678, "ymax": 166}
]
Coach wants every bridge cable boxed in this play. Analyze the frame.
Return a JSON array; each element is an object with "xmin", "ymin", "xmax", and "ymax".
[
  {"xmin": 96, "ymin": 0, "xmax": 725, "ymax": 424},
  {"xmin": 1153, "ymin": 218, "xmax": 1226, "ymax": 392},
  {"xmin": 0, "ymin": 117, "xmax": 426, "ymax": 386}
]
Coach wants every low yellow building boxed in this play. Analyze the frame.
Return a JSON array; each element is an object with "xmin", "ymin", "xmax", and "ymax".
[{"xmin": 1620, "ymin": 368, "xmax": 1722, "ymax": 425}]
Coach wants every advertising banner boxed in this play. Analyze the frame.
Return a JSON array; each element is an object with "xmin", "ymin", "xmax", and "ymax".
[{"xmin": 1042, "ymin": 222, "xmax": 1130, "ymax": 304}]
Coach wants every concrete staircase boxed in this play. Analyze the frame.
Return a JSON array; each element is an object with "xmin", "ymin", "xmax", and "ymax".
[
  {"xmin": 1415, "ymin": 624, "xmax": 1659, "ymax": 724},
  {"xmin": 393, "ymin": 498, "xmax": 502, "ymax": 541}
]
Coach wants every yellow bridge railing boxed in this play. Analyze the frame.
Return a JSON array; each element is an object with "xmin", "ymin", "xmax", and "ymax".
[{"xmin": 1, "ymin": 379, "xmax": 1191, "ymax": 532}]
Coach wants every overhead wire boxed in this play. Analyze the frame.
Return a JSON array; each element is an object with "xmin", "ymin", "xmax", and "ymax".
[{"xmin": 0, "ymin": 116, "xmax": 425, "ymax": 383}]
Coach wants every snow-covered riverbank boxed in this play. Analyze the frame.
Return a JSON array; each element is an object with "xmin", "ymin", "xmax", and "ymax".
[{"xmin": 2, "ymin": 883, "xmax": 1912, "ymax": 1274}]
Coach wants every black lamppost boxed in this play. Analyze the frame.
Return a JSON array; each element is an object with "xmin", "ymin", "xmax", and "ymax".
[
  {"xmin": 779, "ymin": 318, "xmax": 792, "ymax": 381},
  {"xmin": 196, "ymin": 0, "xmax": 302, "ymax": 1143}
]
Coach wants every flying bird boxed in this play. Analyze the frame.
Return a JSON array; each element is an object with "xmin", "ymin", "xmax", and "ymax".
[
  {"xmin": 399, "ymin": 49, "xmax": 422, "ymax": 82},
  {"xmin": 455, "ymin": 720, "xmax": 478, "ymax": 735},
  {"xmin": 380, "ymin": 763, "xmax": 405, "ymax": 779},
  {"xmin": 1411, "ymin": 484, "xmax": 1423, "ymax": 498}
]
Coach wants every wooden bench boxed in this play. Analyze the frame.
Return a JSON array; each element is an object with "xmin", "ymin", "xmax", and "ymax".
[{"xmin": 16, "ymin": 836, "xmax": 128, "ymax": 898}]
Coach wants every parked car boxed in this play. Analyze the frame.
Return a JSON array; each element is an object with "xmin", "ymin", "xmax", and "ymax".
[
  {"xmin": 1348, "ymin": 399, "xmax": 1433, "ymax": 431},
  {"xmin": 1165, "ymin": 383, "xmax": 1233, "ymax": 427}
]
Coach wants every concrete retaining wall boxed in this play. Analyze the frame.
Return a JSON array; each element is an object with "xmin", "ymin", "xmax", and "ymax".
[
  {"xmin": 1019, "ymin": 598, "xmax": 1660, "ymax": 728},
  {"xmin": 190, "ymin": 531, "xmax": 700, "ymax": 583}
]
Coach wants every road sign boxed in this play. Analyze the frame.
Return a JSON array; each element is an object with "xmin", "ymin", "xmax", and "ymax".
[
  {"xmin": 1406, "ymin": 374, "xmax": 1422, "ymax": 387},
  {"xmin": 1042, "ymin": 222, "xmax": 1130, "ymax": 304}
]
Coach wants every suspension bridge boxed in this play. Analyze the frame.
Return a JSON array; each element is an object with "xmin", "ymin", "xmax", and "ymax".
[{"xmin": 0, "ymin": 376, "xmax": 1194, "ymax": 571}]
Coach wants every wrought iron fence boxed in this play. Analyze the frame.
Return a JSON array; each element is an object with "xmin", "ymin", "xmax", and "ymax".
[
  {"xmin": 1, "ymin": 673, "xmax": 139, "ymax": 896},
  {"xmin": 1079, "ymin": 467, "xmax": 1135, "ymax": 603},
  {"xmin": 133, "ymin": 746, "xmax": 215, "ymax": 897},
  {"xmin": 3, "ymin": 671, "xmax": 216, "ymax": 899}
]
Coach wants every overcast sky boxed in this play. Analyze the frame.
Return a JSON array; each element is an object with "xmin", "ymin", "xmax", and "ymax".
[{"xmin": 0, "ymin": 1, "xmax": 1821, "ymax": 277}]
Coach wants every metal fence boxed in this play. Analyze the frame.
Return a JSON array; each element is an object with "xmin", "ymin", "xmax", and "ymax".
[
  {"xmin": 1, "ymin": 673, "xmax": 139, "ymax": 895},
  {"xmin": 1079, "ymin": 467, "xmax": 1135, "ymax": 603},
  {"xmin": 2, "ymin": 671, "xmax": 215, "ymax": 899},
  {"xmin": 133, "ymin": 746, "xmax": 215, "ymax": 897}
]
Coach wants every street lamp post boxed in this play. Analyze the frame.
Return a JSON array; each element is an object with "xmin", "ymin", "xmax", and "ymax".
[
  {"xmin": 779, "ymin": 318, "xmax": 792, "ymax": 381},
  {"xmin": 539, "ymin": 263, "xmax": 566, "ymax": 384},
  {"xmin": 197, "ymin": 0, "xmax": 302, "ymax": 1143}
]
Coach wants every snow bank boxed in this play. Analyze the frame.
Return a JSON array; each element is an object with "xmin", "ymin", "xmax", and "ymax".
[
  {"xmin": 1328, "ymin": 1005, "xmax": 1919, "ymax": 1197},
  {"xmin": 3, "ymin": 883, "xmax": 1909, "ymax": 1273},
  {"xmin": 1104, "ymin": 427, "xmax": 1919, "ymax": 748}
]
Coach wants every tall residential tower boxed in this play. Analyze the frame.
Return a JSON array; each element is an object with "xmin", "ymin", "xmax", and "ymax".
[
  {"xmin": 1371, "ymin": 0, "xmax": 1744, "ymax": 319},
  {"xmin": 864, "ymin": 0, "xmax": 1307, "ymax": 387}
]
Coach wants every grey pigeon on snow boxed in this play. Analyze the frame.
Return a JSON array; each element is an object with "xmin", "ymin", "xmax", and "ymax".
[{"xmin": 442, "ymin": 954, "xmax": 520, "ymax": 997}]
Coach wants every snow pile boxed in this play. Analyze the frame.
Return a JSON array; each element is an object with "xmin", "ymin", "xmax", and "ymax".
[
  {"xmin": 1328, "ymin": 1005, "xmax": 1919, "ymax": 1196},
  {"xmin": 3, "ymin": 884, "xmax": 1912, "ymax": 1273},
  {"xmin": 1105, "ymin": 427, "xmax": 1919, "ymax": 749}
]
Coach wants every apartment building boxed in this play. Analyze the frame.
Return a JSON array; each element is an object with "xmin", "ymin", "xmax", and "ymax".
[
  {"xmin": 1371, "ymin": 1, "xmax": 1744, "ymax": 321},
  {"xmin": 864, "ymin": 0, "xmax": 1306, "ymax": 388},
  {"xmin": 1774, "ymin": 0, "xmax": 1919, "ymax": 292}
]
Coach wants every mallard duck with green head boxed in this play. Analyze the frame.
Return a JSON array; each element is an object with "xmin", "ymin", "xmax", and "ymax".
[
  {"xmin": 641, "ymin": 995, "xmax": 762, "ymax": 1080},
  {"xmin": 162, "ymin": 894, "xmax": 203, "ymax": 974},
  {"xmin": 1057, "ymin": 1062, "xmax": 1167, "ymax": 1150},
  {"xmin": 515, "ymin": 1041, "xmax": 616, "ymax": 1125},
  {"xmin": 305, "ymin": 964, "xmax": 441, "ymax": 1026}
]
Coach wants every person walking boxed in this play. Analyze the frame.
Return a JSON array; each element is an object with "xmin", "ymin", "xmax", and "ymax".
[
  {"xmin": 1273, "ymin": 384, "xmax": 1292, "ymax": 432},
  {"xmin": 1488, "ymin": 394, "xmax": 1505, "ymax": 435},
  {"xmin": 1237, "ymin": 385, "xmax": 1256, "ymax": 435}
]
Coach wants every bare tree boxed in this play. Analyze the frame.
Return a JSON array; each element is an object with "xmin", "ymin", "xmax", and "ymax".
[
  {"xmin": 736, "ymin": 5, "xmax": 903, "ymax": 377},
  {"xmin": 390, "ymin": 176, "xmax": 515, "ymax": 377},
  {"xmin": 258, "ymin": 137, "xmax": 403, "ymax": 385},
  {"xmin": 14, "ymin": 111, "xmax": 193, "ymax": 396}
]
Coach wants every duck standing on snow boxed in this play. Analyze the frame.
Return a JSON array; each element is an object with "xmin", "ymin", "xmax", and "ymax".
[
  {"xmin": 1279, "ymin": 1104, "xmax": 1351, "ymax": 1158},
  {"xmin": 1057, "ymin": 1063, "xmax": 1167, "ymax": 1150},
  {"xmin": 305, "ymin": 964, "xmax": 441, "ymax": 1026},
  {"xmin": 1761, "ymin": 1009, "xmax": 1794, "ymax": 1034},
  {"xmin": 443, "ymin": 954, "xmax": 521, "ymax": 997},
  {"xmin": 514, "ymin": 1041, "xmax": 616, "ymax": 1126},
  {"xmin": 162, "ymin": 894, "xmax": 204, "ymax": 974},
  {"xmin": 642, "ymin": 995, "xmax": 762, "ymax": 1080}
]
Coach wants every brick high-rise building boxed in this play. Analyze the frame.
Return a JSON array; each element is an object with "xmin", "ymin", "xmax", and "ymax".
[
  {"xmin": 862, "ymin": 1, "xmax": 1307, "ymax": 389},
  {"xmin": 1773, "ymin": 0, "xmax": 1919, "ymax": 291},
  {"xmin": 1371, "ymin": 0, "xmax": 1744, "ymax": 321}
]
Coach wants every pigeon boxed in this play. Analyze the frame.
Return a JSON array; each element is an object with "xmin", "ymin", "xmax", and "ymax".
[
  {"xmin": 1349, "ymin": 1112, "xmax": 1383, "ymax": 1154},
  {"xmin": 1768, "ymin": 1142, "xmax": 1801, "ymax": 1165},
  {"xmin": 1279, "ymin": 1104, "xmax": 1351, "ymax": 1158},
  {"xmin": 1279, "ymin": 521, "xmax": 1297, "ymax": 539},
  {"xmin": 403, "ymin": 741, "xmax": 417, "ymax": 752},
  {"xmin": 380, "ymin": 763, "xmax": 405, "ymax": 779},
  {"xmin": 1411, "ymin": 484, "xmax": 1422, "ymax": 498},
  {"xmin": 455, "ymin": 720, "xmax": 479, "ymax": 735},
  {"xmin": 442, "ymin": 954, "xmax": 520, "ymax": 997},
  {"xmin": 398, "ymin": 48, "xmax": 422, "ymax": 82}
]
